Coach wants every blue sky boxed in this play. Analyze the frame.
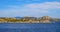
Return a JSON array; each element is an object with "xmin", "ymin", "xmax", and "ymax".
[{"xmin": 0, "ymin": 0, "xmax": 60, "ymax": 18}]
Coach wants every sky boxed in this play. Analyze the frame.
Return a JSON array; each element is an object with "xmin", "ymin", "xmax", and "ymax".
[{"xmin": 0, "ymin": 0, "xmax": 60, "ymax": 18}]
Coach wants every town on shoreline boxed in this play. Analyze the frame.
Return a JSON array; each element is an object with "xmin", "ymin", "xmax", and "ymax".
[{"xmin": 0, "ymin": 16, "xmax": 60, "ymax": 23}]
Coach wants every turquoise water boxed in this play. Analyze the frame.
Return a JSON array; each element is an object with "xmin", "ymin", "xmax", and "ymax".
[{"xmin": 0, "ymin": 22, "xmax": 60, "ymax": 32}]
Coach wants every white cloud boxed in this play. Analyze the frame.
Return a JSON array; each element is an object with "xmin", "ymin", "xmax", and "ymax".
[
  {"xmin": 0, "ymin": 2, "xmax": 60, "ymax": 17},
  {"xmin": 23, "ymin": 2, "xmax": 60, "ymax": 12},
  {"xmin": 21, "ymin": 2, "xmax": 60, "ymax": 14}
]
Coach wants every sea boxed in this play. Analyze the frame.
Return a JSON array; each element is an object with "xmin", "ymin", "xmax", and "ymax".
[{"xmin": 0, "ymin": 22, "xmax": 60, "ymax": 32}]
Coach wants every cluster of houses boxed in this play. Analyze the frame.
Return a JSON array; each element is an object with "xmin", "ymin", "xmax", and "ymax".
[{"xmin": 0, "ymin": 16, "xmax": 59, "ymax": 23}]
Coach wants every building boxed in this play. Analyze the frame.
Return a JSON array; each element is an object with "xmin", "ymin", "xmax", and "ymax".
[{"xmin": 41, "ymin": 16, "xmax": 51, "ymax": 20}]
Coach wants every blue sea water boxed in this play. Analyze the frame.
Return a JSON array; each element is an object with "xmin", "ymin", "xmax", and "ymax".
[{"xmin": 0, "ymin": 22, "xmax": 60, "ymax": 32}]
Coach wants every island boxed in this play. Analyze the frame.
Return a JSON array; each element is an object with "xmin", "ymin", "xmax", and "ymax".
[{"xmin": 0, "ymin": 16, "xmax": 60, "ymax": 23}]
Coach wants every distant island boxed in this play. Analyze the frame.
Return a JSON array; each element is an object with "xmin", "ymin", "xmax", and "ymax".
[{"xmin": 0, "ymin": 16, "xmax": 60, "ymax": 23}]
